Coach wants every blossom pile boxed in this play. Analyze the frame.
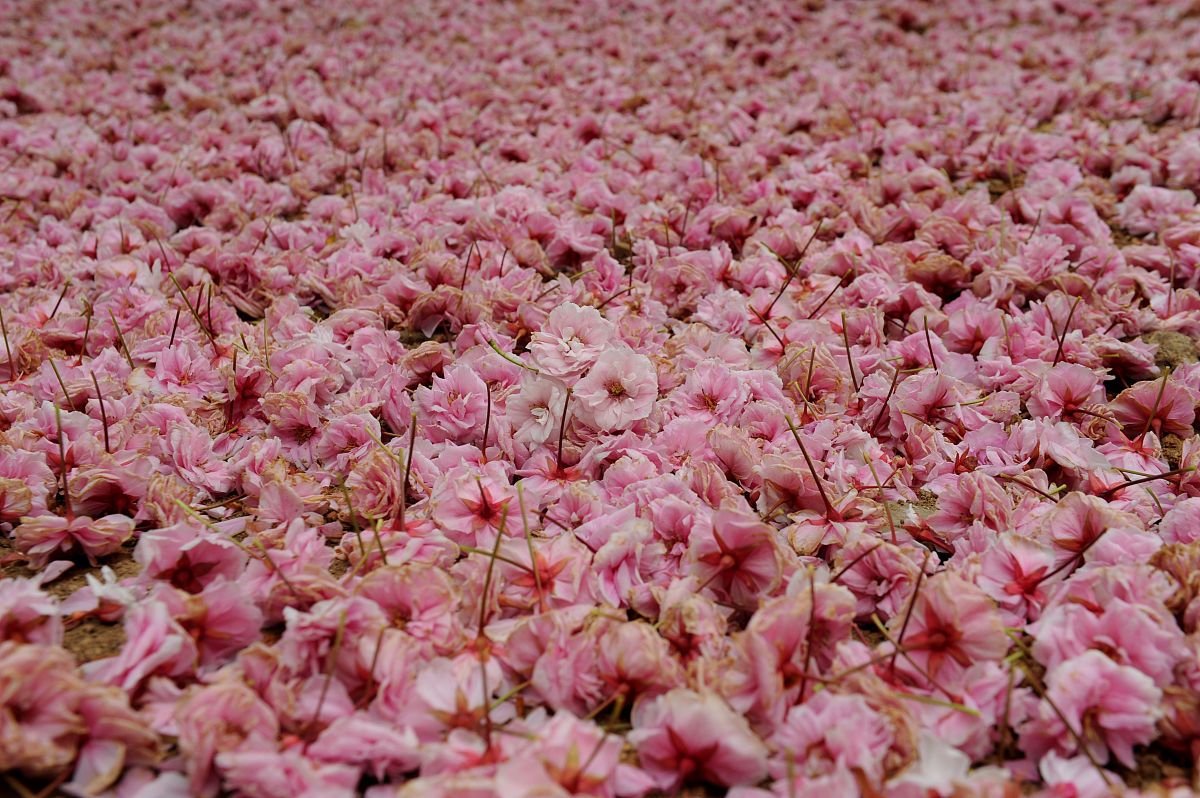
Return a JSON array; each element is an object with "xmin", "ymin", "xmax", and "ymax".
[{"xmin": 3, "ymin": 0, "xmax": 1200, "ymax": 795}]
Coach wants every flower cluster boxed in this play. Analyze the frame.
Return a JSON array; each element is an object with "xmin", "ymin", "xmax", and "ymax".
[{"xmin": 2, "ymin": 0, "xmax": 1200, "ymax": 796}]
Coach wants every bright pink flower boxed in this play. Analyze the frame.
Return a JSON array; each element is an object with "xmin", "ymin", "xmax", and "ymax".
[
  {"xmin": 688, "ymin": 508, "xmax": 784, "ymax": 609},
  {"xmin": 573, "ymin": 348, "xmax": 658, "ymax": 432},
  {"xmin": 416, "ymin": 363, "xmax": 491, "ymax": 445},
  {"xmin": 629, "ymin": 689, "xmax": 769, "ymax": 792},
  {"xmin": 1025, "ymin": 362, "xmax": 1107, "ymax": 421},
  {"xmin": 975, "ymin": 532, "xmax": 1058, "ymax": 624},
  {"xmin": 887, "ymin": 571, "xmax": 1008, "ymax": 684},
  {"xmin": 1109, "ymin": 376, "xmax": 1198, "ymax": 438}
]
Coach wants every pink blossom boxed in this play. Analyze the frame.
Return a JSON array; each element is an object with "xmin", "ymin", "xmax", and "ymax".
[
  {"xmin": 769, "ymin": 691, "xmax": 905, "ymax": 788},
  {"xmin": 416, "ymin": 363, "xmax": 491, "ymax": 445},
  {"xmin": 507, "ymin": 373, "xmax": 570, "ymax": 448},
  {"xmin": 1020, "ymin": 650, "xmax": 1162, "ymax": 768},
  {"xmin": 1025, "ymin": 362, "xmax": 1107, "ymax": 421},
  {"xmin": 572, "ymin": 348, "xmax": 658, "ymax": 432},
  {"xmin": 1118, "ymin": 185, "xmax": 1197, "ymax": 235},
  {"xmin": 0, "ymin": 577, "xmax": 62, "ymax": 645},
  {"xmin": 308, "ymin": 713, "xmax": 420, "ymax": 782},
  {"xmin": 975, "ymin": 532, "xmax": 1057, "ymax": 624},
  {"xmin": 1109, "ymin": 377, "xmax": 1199, "ymax": 438},
  {"xmin": 527, "ymin": 302, "xmax": 614, "ymax": 379},
  {"xmin": 175, "ymin": 681, "xmax": 280, "ymax": 797},
  {"xmin": 13, "ymin": 513, "xmax": 135, "ymax": 569},
  {"xmin": 886, "ymin": 571, "xmax": 1008, "ymax": 684},
  {"xmin": 358, "ymin": 563, "xmax": 465, "ymax": 654},
  {"xmin": 133, "ymin": 521, "xmax": 247, "ymax": 593},
  {"xmin": 688, "ymin": 508, "xmax": 784, "ymax": 608},
  {"xmin": 629, "ymin": 689, "xmax": 769, "ymax": 792},
  {"xmin": 83, "ymin": 601, "xmax": 198, "ymax": 693}
]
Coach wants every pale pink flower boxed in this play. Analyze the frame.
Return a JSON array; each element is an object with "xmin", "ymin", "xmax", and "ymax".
[
  {"xmin": 0, "ymin": 577, "xmax": 63, "ymax": 645},
  {"xmin": 573, "ymin": 348, "xmax": 658, "ymax": 432},
  {"xmin": 1118, "ymin": 185, "xmax": 1197, "ymax": 235},
  {"xmin": 13, "ymin": 513, "xmax": 135, "ymax": 569},
  {"xmin": 527, "ymin": 303, "xmax": 615, "ymax": 380},
  {"xmin": 494, "ymin": 712, "xmax": 628, "ymax": 798},
  {"xmin": 154, "ymin": 580, "xmax": 264, "ymax": 669},
  {"xmin": 308, "ymin": 713, "xmax": 420, "ymax": 782},
  {"xmin": 595, "ymin": 619, "xmax": 686, "ymax": 703},
  {"xmin": 0, "ymin": 449, "xmax": 55, "ymax": 520},
  {"xmin": 926, "ymin": 471, "xmax": 1013, "ymax": 540},
  {"xmin": 1035, "ymin": 491, "xmax": 1141, "ymax": 572},
  {"xmin": 1020, "ymin": 650, "xmax": 1162, "ymax": 768},
  {"xmin": 175, "ymin": 681, "xmax": 280, "ymax": 797},
  {"xmin": 215, "ymin": 748, "xmax": 359, "ymax": 798},
  {"xmin": 629, "ymin": 689, "xmax": 769, "ymax": 792},
  {"xmin": 770, "ymin": 691, "xmax": 901, "ymax": 787},
  {"xmin": 0, "ymin": 642, "xmax": 87, "ymax": 778},
  {"xmin": 0, "ymin": 642, "xmax": 157, "ymax": 792},
  {"xmin": 428, "ymin": 461, "xmax": 518, "ymax": 548},
  {"xmin": 506, "ymin": 372, "xmax": 569, "ymax": 447},
  {"xmin": 358, "ymin": 563, "xmax": 465, "ymax": 654},
  {"xmin": 69, "ymin": 683, "xmax": 162, "ymax": 796},
  {"xmin": 667, "ymin": 359, "xmax": 750, "ymax": 423},
  {"xmin": 83, "ymin": 601, "xmax": 198, "ymax": 693},
  {"xmin": 344, "ymin": 447, "xmax": 405, "ymax": 522},
  {"xmin": 133, "ymin": 521, "xmax": 247, "ymax": 593},
  {"xmin": 1030, "ymin": 599, "xmax": 1186, "ymax": 688},
  {"xmin": 1159, "ymin": 497, "xmax": 1200, "ymax": 544},
  {"xmin": 151, "ymin": 341, "xmax": 225, "ymax": 397},
  {"xmin": 1025, "ymin": 362, "xmax": 1107, "ymax": 421}
]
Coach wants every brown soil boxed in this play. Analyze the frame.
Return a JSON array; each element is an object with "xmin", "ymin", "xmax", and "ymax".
[
  {"xmin": 1141, "ymin": 330, "xmax": 1200, "ymax": 371},
  {"xmin": 62, "ymin": 615, "xmax": 127, "ymax": 663},
  {"xmin": 1, "ymin": 536, "xmax": 140, "ymax": 665},
  {"xmin": 1161, "ymin": 433, "xmax": 1187, "ymax": 470}
]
